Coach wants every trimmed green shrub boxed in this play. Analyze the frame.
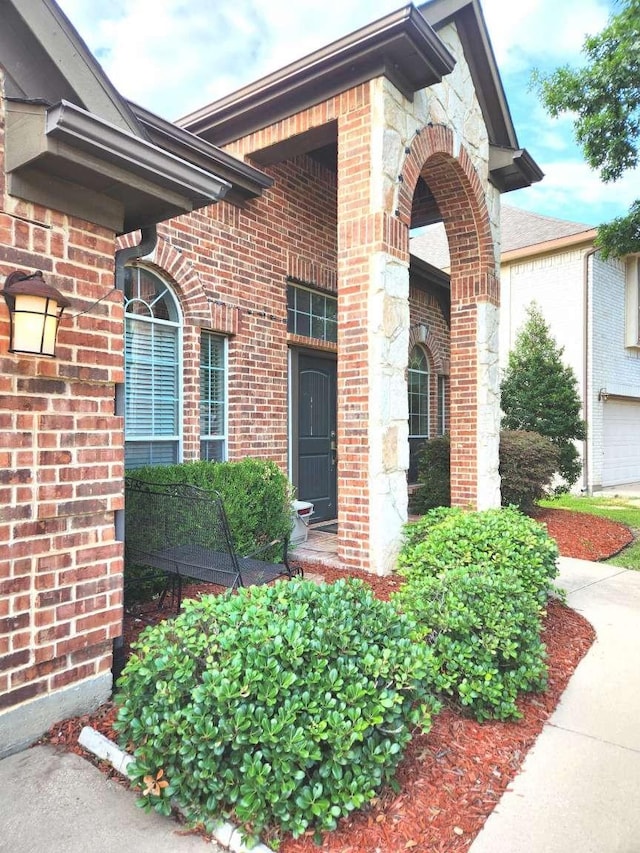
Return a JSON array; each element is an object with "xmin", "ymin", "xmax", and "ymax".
[
  {"xmin": 500, "ymin": 430, "xmax": 561, "ymax": 511},
  {"xmin": 410, "ymin": 431, "xmax": 562, "ymax": 513},
  {"xmin": 394, "ymin": 507, "xmax": 560, "ymax": 721},
  {"xmin": 124, "ymin": 459, "xmax": 293, "ymax": 604},
  {"xmin": 128, "ymin": 458, "xmax": 293, "ymax": 555},
  {"xmin": 114, "ymin": 578, "xmax": 440, "ymax": 845},
  {"xmin": 409, "ymin": 435, "xmax": 451, "ymax": 513}
]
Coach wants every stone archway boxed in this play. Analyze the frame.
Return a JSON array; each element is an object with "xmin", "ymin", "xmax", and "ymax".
[{"xmin": 399, "ymin": 125, "xmax": 500, "ymax": 509}]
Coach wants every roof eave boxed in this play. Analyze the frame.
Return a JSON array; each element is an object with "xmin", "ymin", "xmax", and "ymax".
[
  {"xmin": 129, "ymin": 102, "xmax": 273, "ymax": 201},
  {"xmin": 5, "ymin": 99, "xmax": 231, "ymax": 234},
  {"xmin": 502, "ymin": 230, "xmax": 598, "ymax": 262},
  {"xmin": 489, "ymin": 147, "xmax": 544, "ymax": 193},
  {"xmin": 178, "ymin": 5, "xmax": 455, "ymax": 145}
]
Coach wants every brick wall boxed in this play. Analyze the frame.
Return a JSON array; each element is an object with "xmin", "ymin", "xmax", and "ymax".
[
  {"xmin": 0, "ymin": 81, "xmax": 122, "ymax": 731},
  {"xmin": 138, "ymin": 153, "xmax": 338, "ymax": 468},
  {"xmin": 399, "ymin": 128, "xmax": 498, "ymax": 509}
]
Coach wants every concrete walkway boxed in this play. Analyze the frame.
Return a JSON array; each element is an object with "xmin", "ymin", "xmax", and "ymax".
[
  {"xmin": 0, "ymin": 746, "xmax": 225, "ymax": 853},
  {"xmin": 470, "ymin": 557, "xmax": 640, "ymax": 853}
]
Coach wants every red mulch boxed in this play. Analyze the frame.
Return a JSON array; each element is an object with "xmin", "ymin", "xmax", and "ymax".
[
  {"xmin": 533, "ymin": 507, "xmax": 633, "ymax": 561},
  {"xmin": 44, "ymin": 507, "xmax": 632, "ymax": 852}
]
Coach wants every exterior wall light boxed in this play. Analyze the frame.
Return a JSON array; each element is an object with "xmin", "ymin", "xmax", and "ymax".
[{"xmin": 2, "ymin": 270, "xmax": 70, "ymax": 357}]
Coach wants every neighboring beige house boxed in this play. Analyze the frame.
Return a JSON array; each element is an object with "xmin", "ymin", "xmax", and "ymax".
[{"xmin": 412, "ymin": 205, "xmax": 640, "ymax": 492}]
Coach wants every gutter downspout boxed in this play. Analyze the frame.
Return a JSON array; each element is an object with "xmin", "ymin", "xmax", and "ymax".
[
  {"xmin": 112, "ymin": 225, "xmax": 158, "ymax": 681},
  {"xmin": 582, "ymin": 247, "xmax": 597, "ymax": 493},
  {"xmin": 114, "ymin": 225, "xmax": 158, "ymax": 292}
]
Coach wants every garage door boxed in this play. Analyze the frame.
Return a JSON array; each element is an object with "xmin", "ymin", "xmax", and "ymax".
[{"xmin": 602, "ymin": 399, "xmax": 640, "ymax": 486}]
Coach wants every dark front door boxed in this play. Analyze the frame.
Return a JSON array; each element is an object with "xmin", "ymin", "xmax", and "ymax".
[{"xmin": 294, "ymin": 352, "xmax": 337, "ymax": 522}]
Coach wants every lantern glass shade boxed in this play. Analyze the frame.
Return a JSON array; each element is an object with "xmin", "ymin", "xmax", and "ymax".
[{"xmin": 3, "ymin": 271, "xmax": 70, "ymax": 357}]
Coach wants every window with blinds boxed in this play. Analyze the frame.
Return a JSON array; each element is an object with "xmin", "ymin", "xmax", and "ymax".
[
  {"xmin": 124, "ymin": 267, "xmax": 182, "ymax": 468},
  {"xmin": 200, "ymin": 332, "xmax": 227, "ymax": 462},
  {"xmin": 408, "ymin": 345, "xmax": 430, "ymax": 438}
]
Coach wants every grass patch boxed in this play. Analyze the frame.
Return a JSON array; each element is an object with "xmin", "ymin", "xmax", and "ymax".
[{"xmin": 538, "ymin": 493, "xmax": 640, "ymax": 569}]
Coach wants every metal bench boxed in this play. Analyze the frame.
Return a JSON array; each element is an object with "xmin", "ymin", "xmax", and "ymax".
[{"xmin": 124, "ymin": 476, "xmax": 301, "ymax": 610}]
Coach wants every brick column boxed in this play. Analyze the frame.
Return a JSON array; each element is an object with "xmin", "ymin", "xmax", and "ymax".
[{"xmin": 336, "ymin": 100, "xmax": 411, "ymax": 575}]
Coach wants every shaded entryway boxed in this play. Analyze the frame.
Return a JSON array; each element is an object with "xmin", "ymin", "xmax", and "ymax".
[{"xmin": 290, "ymin": 350, "xmax": 337, "ymax": 522}]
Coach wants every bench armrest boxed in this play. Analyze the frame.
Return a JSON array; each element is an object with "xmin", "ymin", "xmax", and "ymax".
[{"xmin": 241, "ymin": 536, "xmax": 290, "ymax": 561}]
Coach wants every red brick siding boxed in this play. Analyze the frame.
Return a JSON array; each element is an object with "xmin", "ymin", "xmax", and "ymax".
[
  {"xmin": 0, "ymin": 79, "xmax": 122, "ymax": 714},
  {"xmin": 400, "ymin": 126, "xmax": 497, "ymax": 507},
  {"xmin": 132, "ymin": 152, "xmax": 338, "ymax": 467}
]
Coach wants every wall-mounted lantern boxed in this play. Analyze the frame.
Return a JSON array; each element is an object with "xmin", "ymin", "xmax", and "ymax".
[{"xmin": 2, "ymin": 270, "xmax": 70, "ymax": 357}]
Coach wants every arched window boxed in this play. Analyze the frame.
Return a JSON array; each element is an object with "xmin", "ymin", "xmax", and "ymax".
[
  {"xmin": 408, "ymin": 345, "xmax": 431, "ymax": 484},
  {"xmin": 124, "ymin": 267, "xmax": 182, "ymax": 468},
  {"xmin": 408, "ymin": 345, "xmax": 430, "ymax": 439}
]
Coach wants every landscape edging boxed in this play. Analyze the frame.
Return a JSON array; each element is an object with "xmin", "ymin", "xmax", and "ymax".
[{"xmin": 78, "ymin": 726, "xmax": 275, "ymax": 853}]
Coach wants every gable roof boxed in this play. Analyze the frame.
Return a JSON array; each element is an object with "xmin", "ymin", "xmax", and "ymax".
[
  {"xmin": 179, "ymin": 0, "xmax": 541, "ymax": 193},
  {"xmin": 410, "ymin": 205, "xmax": 598, "ymax": 269},
  {"xmin": 178, "ymin": 5, "xmax": 455, "ymax": 143},
  {"xmin": 1, "ymin": 0, "xmax": 270, "ymax": 231}
]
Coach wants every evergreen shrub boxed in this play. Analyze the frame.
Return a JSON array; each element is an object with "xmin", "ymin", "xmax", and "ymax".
[
  {"xmin": 410, "ymin": 431, "xmax": 562, "ymax": 513},
  {"xmin": 409, "ymin": 435, "xmax": 451, "ymax": 513},
  {"xmin": 501, "ymin": 303, "xmax": 586, "ymax": 488},
  {"xmin": 500, "ymin": 430, "xmax": 561, "ymax": 511},
  {"xmin": 114, "ymin": 578, "xmax": 440, "ymax": 845},
  {"xmin": 394, "ymin": 507, "xmax": 560, "ymax": 720}
]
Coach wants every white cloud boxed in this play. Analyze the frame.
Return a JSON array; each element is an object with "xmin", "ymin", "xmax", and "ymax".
[
  {"xmin": 509, "ymin": 160, "xmax": 639, "ymax": 225},
  {"xmin": 482, "ymin": 0, "xmax": 612, "ymax": 74},
  {"xmin": 55, "ymin": 0, "xmax": 632, "ymax": 226},
  {"xmin": 57, "ymin": 0, "xmax": 405, "ymax": 118}
]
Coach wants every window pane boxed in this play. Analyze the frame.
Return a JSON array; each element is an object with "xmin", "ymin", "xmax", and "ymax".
[
  {"xmin": 125, "ymin": 440, "xmax": 178, "ymax": 469},
  {"xmin": 200, "ymin": 439, "xmax": 224, "ymax": 462},
  {"xmin": 200, "ymin": 332, "xmax": 226, "ymax": 460},
  {"xmin": 296, "ymin": 313, "xmax": 310, "ymax": 337},
  {"xmin": 124, "ymin": 269, "xmax": 181, "ymax": 466},
  {"xmin": 286, "ymin": 282, "xmax": 337, "ymax": 342},
  {"xmin": 296, "ymin": 288, "xmax": 310, "ymax": 313},
  {"xmin": 408, "ymin": 346, "xmax": 429, "ymax": 439}
]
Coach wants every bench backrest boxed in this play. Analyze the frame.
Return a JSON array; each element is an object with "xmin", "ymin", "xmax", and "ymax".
[{"xmin": 124, "ymin": 477, "xmax": 239, "ymax": 570}]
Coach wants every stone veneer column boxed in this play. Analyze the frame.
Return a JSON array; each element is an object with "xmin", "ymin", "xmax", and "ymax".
[{"xmin": 336, "ymin": 91, "xmax": 410, "ymax": 575}]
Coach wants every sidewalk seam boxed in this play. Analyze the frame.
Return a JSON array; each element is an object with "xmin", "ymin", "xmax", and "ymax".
[{"xmin": 547, "ymin": 722, "xmax": 640, "ymax": 755}]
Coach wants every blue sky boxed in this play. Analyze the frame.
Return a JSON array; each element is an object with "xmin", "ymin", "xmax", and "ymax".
[{"xmin": 57, "ymin": 0, "xmax": 635, "ymax": 229}]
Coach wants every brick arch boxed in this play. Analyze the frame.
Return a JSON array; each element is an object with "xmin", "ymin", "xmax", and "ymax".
[
  {"xmin": 132, "ymin": 238, "xmax": 210, "ymax": 326},
  {"xmin": 398, "ymin": 125, "xmax": 500, "ymax": 508},
  {"xmin": 397, "ymin": 124, "xmax": 497, "ymax": 303},
  {"xmin": 409, "ymin": 323, "xmax": 444, "ymax": 373}
]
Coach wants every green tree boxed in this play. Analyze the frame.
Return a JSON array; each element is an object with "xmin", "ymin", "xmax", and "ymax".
[
  {"xmin": 533, "ymin": 0, "xmax": 640, "ymax": 258},
  {"xmin": 500, "ymin": 304, "xmax": 586, "ymax": 488}
]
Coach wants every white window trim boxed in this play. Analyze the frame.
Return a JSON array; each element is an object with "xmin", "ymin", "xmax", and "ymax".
[
  {"xmin": 124, "ymin": 267, "xmax": 183, "ymax": 466},
  {"xmin": 199, "ymin": 332, "xmax": 228, "ymax": 461}
]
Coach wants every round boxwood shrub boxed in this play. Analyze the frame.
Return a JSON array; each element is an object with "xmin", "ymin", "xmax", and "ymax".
[
  {"xmin": 394, "ymin": 507, "xmax": 561, "ymax": 721},
  {"xmin": 399, "ymin": 506, "xmax": 559, "ymax": 604},
  {"xmin": 114, "ymin": 578, "xmax": 440, "ymax": 845}
]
